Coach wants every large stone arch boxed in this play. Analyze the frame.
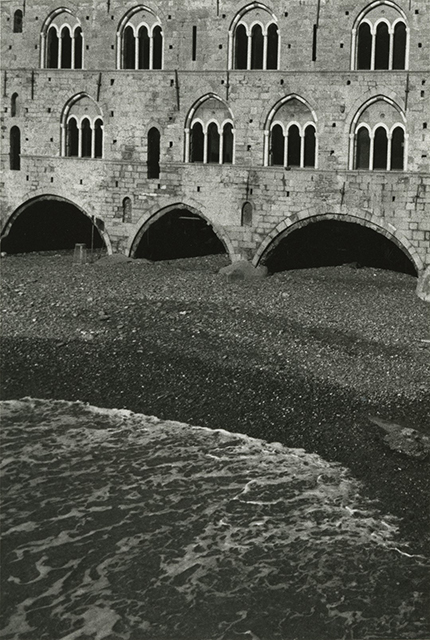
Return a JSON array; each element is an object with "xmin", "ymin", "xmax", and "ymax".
[
  {"xmin": 0, "ymin": 194, "xmax": 112, "ymax": 253},
  {"xmin": 128, "ymin": 201, "xmax": 235, "ymax": 258},
  {"xmin": 253, "ymin": 205, "xmax": 423, "ymax": 273}
]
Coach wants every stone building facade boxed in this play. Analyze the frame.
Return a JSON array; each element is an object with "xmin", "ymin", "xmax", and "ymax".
[{"xmin": 1, "ymin": 0, "xmax": 429, "ymax": 274}]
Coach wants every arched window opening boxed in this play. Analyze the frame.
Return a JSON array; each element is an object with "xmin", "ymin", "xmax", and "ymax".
[
  {"xmin": 304, "ymin": 125, "xmax": 316, "ymax": 167},
  {"xmin": 10, "ymin": 126, "xmax": 21, "ymax": 170},
  {"xmin": 357, "ymin": 22, "xmax": 372, "ymax": 69},
  {"xmin": 138, "ymin": 26, "xmax": 150, "ymax": 69},
  {"xmin": 391, "ymin": 127, "xmax": 404, "ymax": 170},
  {"xmin": 94, "ymin": 119, "xmax": 103, "ymax": 158},
  {"xmin": 287, "ymin": 125, "xmax": 301, "ymax": 167},
  {"xmin": 74, "ymin": 27, "xmax": 83, "ymax": 69},
  {"xmin": 393, "ymin": 22, "xmax": 406, "ymax": 69},
  {"xmin": 251, "ymin": 24, "xmax": 264, "ymax": 70},
  {"xmin": 81, "ymin": 118, "xmax": 92, "ymax": 158},
  {"xmin": 61, "ymin": 27, "xmax": 72, "ymax": 69},
  {"xmin": 223, "ymin": 123, "xmax": 234, "ymax": 164},
  {"xmin": 13, "ymin": 10, "xmax": 23, "ymax": 33},
  {"xmin": 67, "ymin": 118, "xmax": 79, "ymax": 156},
  {"xmin": 267, "ymin": 23, "xmax": 279, "ymax": 70},
  {"xmin": 122, "ymin": 197, "xmax": 132, "ymax": 223},
  {"xmin": 270, "ymin": 124, "xmax": 284, "ymax": 166},
  {"xmin": 207, "ymin": 123, "xmax": 220, "ymax": 164},
  {"xmin": 153, "ymin": 25, "xmax": 163, "ymax": 69},
  {"xmin": 47, "ymin": 26, "xmax": 59, "ymax": 68},
  {"xmin": 355, "ymin": 127, "xmax": 370, "ymax": 169},
  {"xmin": 241, "ymin": 202, "xmax": 253, "ymax": 226},
  {"xmin": 11, "ymin": 93, "xmax": 18, "ymax": 117},
  {"xmin": 147, "ymin": 127, "xmax": 160, "ymax": 178},
  {"xmin": 235, "ymin": 24, "xmax": 248, "ymax": 69},
  {"xmin": 373, "ymin": 127, "xmax": 388, "ymax": 169},
  {"xmin": 375, "ymin": 22, "xmax": 389, "ymax": 69},
  {"xmin": 191, "ymin": 122, "xmax": 204, "ymax": 162},
  {"xmin": 123, "ymin": 25, "xmax": 135, "ymax": 69}
]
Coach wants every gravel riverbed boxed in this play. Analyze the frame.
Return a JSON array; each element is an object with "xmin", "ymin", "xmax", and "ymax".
[{"xmin": 1, "ymin": 252, "xmax": 430, "ymax": 554}]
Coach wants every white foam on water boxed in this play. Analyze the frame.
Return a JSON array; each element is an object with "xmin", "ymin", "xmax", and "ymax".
[{"xmin": 1, "ymin": 397, "xmax": 429, "ymax": 640}]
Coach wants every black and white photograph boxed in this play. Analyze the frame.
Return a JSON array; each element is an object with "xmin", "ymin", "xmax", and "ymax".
[{"xmin": 1, "ymin": 1, "xmax": 429, "ymax": 638}]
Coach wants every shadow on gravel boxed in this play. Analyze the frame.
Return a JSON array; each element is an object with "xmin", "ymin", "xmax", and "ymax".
[{"xmin": 2, "ymin": 333, "xmax": 429, "ymax": 555}]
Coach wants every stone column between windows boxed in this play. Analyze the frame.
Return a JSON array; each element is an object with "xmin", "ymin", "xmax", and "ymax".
[
  {"xmin": 134, "ymin": 32, "xmax": 139, "ymax": 70},
  {"xmin": 91, "ymin": 121, "xmax": 96, "ymax": 158},
  {"xmin": 370, "ymin": 28, "xmax": 376, "ymax": 71},
  {"xmin": 369, "ymin": 131, "xmax": 375, "ymax": 170},
  {"xmin": 283, "ymin": 128, "xmax": 288, "ymax": 167},
  {"xmin": 78, "ymin": 123, "xmax": 82, "ymax": 158},
  {"xmin": 71, "ymin": 32, "xmax": 76, "ymax": 70},
  {"xmin": 350, "ymin": 28, "xmax": 357, "ymax": 71},
  {"xmin": 246, "ymin": 31, "xmax": 252, "ymax": 70},
  {"xmin": 264, "ymin": 130, "xmax": 269, "ymax": 166},
  {"xmin": 61, "ymin": 123, "xmax": 66, "ymax": 156},
  {"xmin": 388, "ymin": 28, "xmax": 394, "ymax": 71},
  {"xmin": 386, "ymin": 132, "xmax": 393, "ymax": 171},
  {"xmin": 149, "ymin": 32, "xmax": 154, "ymax": 70},
  {"xmin": 58, "ymin": 30, "xmax": 62, "ymax": 69},
  {"xmin": 262, "ymin": 33, "xmax": 268, "ymax": 71},
  {"xmin": 219, "ymin": 125, "xmax": 224, "ymax": 165},
  {"xmin": 184, "ymin": 128, "xmax": 190, "ymax": 163},
  {"xmin": 300, "ymin": 131, "xmax": 305, "ymax": 168},
  {"xmin": 349, "ymin": 132, "xmax": 355, "ymax": 170},
  {"xmin": 203, "ymin": 129, "xmax": 208, "ymax": 164}
]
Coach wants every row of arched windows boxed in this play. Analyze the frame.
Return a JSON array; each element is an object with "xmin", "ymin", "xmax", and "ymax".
[
  {"xmin": 12, "ymin": 3, "xmax": 409, "ymax": 71},
  {"xmin": 9, "ymin": 94, "xmax": 406, "ymax": 172}
]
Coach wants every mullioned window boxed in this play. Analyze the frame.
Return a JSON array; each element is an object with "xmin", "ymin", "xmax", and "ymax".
[
  {"xmin": 118, "ymin": 7, "xmax": 163, "ymax": 69},
  {"xmin": 350, "ymin": 97, "xmax": 407, "ymax": 170},
  {"xmin": 229, "ymin": 3, "xmax": 279, "ymax": 70},
  {"xmin": 41, "ymin": 10, "xmax": 83, "ymax": 69},
  {"xmin": 185, "ymin": 95, "xmax": 235, "ymax": 165},
  {"xmin": 265, "ymin": 96, "xmax": 317, "ymax": 168},
  {"xmin": 352, "ymin": 1, "xmax": 408, "ymax": 70},
  {"xmin": 61, "ymin": 95, "xmax": 103, "ymax": 159}
]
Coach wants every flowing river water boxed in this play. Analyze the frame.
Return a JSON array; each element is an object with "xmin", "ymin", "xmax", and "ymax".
[{"xmin": 1, "ymin": 398, "xmax": 429, "ymax": 640}]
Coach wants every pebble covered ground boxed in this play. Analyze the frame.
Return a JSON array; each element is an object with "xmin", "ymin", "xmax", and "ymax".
[{"xmin": 1, "ymin": 252, "xmax": 430, "ymax": 554}]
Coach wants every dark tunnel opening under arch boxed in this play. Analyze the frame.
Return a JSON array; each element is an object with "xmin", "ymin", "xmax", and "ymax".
[
  {"xmin": 263, "ymin": 220, "xmax": 417, "ymax": 276},
  {"xmin": 134, "ymin": 209, "xmax": 226, "ymax": 260},
  {"xmin": 1, "ymin": 199, "xmax": 105, "ymax": 254}
]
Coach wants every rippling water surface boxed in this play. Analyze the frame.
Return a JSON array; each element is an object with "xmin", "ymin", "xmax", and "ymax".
[{"xmin": 1, "ymin": 398, "xmax": 429, "ymax": 640}]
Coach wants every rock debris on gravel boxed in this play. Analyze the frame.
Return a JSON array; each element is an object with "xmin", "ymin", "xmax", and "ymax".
[{"xmin": 1, "ymin": 251, "xmax": 430, "ymax": 553}]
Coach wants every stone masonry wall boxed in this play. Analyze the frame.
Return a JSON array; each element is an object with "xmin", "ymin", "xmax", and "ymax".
[{"xmin": 1, "ymin": 0, "xmax": 429, "ymax": 269}]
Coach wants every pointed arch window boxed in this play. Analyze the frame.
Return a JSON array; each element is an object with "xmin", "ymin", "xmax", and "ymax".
[
  {"xmin": 61, "ymin": 27, "xmax": 72, "ymax": 69},
  {"xmin": 147, "ymin": 127, "xmax": 160, "ymax": 178},
  {"xmin": 354, "ymin": 9, "xmax": 408, "ymax": 71},
  {"xmin": 251, "ymin": 24, "xmax": 264, "ymax": 70},
  {"xmin": 355, "ymin": 127, "xmax": 370, "ymax": 169},
  {"xmin": 222, "ymin": 123, "xmax": 234, "ymax": 164},
  {"xmin": 42, "ymin": 12, "xmax": 84, "ymax": 69},
  {"xmin": 232, "ymin": 8, "xmax": 279, "ymax": 71},
  {"xmin": 190, "ymin": 122, "xmax": 204, "ymax": 163},
  {"xmin": 10, "ymin": 126, "xmax": 21, "ymax": 170},
  {"xmin": 235, "ymin": 24, "xmax": 248, "ymax": 69},
  {"xmin": 63, "ymin": 96, "xmax": 104, "ymax": 159},
  {"xmin": 119, "ymin": 10, "xmax": 163, "ymax": 70},
  {"xmin": 13, "ymin": 10, "xmax": 23, "ymax": 33},
  {"xmin": 67, "ymin": 117, "xmax": 79, "ymax": 156},
  {"xmin": 270, "ymin": 124, "xmax": 284, "ymax": 166},
  {"xmin": 304, "ymin": 125, "xmax": 316, "ymax": 167},
  {"xmin": 354, "ymin": 122, "xmax": 406, "ymax": 171},
  {"xmin": 374, "ymin": 23, "xmax": 389, "ymax": 69},
  {"xmin": 207, "ymin": 123, "xmax": 220, "ymax": 164},
  {"xmin": 266, "ymin": 98, "xmax": 317, "ymax": 169},
  {"xmin": 94, "ymin": 119, "xmax": 103, "ymax": 158}
]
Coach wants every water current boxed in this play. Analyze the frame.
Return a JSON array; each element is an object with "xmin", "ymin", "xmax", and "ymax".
[{"xmin": 1, "ymin": 398, "xmax": 429, "ymax": 640}]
